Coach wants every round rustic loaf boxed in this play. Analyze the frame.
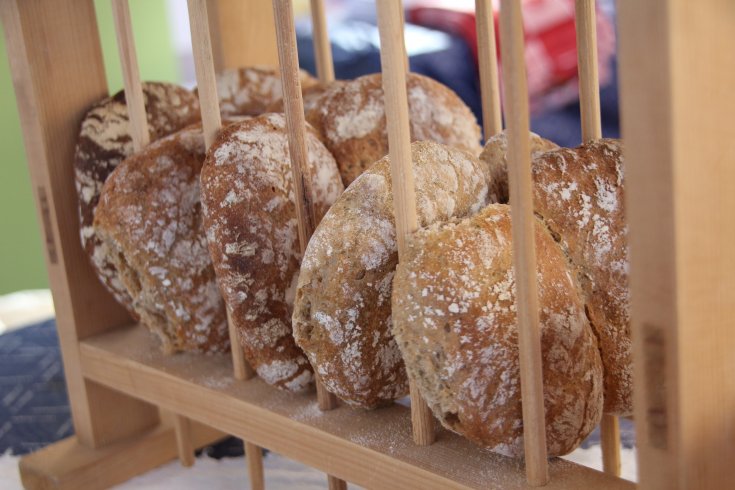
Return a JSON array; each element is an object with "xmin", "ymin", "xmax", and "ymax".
[
  {"xmin": 74, "ymin": 82, "xmax": 200, "ymax": 315},
  {"xmin": 312, "ymin": 73, "xmax": 482, "ymax": 186},
  {"xmin": 391, "ymin": 204, "xmax": 604, "ymax": 457},
  {"xmin": 215, "ymin": 66, "xmax": 318, "ymax": 117},
  {"xmin": 292, "ymin": 141, "xmax": 494, "ymax": 408},
  {"xmin": 93, "ymin": 124, "xmax": 229, "ymax": 354},
  {"xmin": 530, "ymin": 139, "xmax": 630, "ymax": 415},
  {"xmin": 479, "ymin": 130, "xmax": 559, "ymax": 203},
  {"xmin": 200, "ymin": 114, "xmax": 343, "ymax": 392}
]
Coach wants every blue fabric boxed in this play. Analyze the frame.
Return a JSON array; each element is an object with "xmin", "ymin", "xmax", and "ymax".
[{"xmin": 0, "ymin": 319, "xmax": 72, "ymax": 455}]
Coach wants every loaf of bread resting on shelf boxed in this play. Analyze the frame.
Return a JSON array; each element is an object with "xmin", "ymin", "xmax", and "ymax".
[
  {"xmin": 74, "ymin": 82, "xmax": 200, "ymax": 318},
  {"xmin": 200, "ymin": 113, "xmax": 343, "ymax": 391},
  {"xmin": 74, "ymin": 65, "xmax": 631, "ymax": 458}
]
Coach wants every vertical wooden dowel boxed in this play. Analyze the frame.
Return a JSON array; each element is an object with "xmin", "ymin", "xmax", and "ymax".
[
  {"xmin": 112, "ymin": 0, "xmax": 196, "ymax": 467},
  {"xmin": 375, "ymin": 0, "xmax": 435, "ymax": 447},
  {"xmin": 272, "ymin": 2, "xmax": 346, "ymax": 488},
  {"xmin": 173, "ymin": 415, "xmax": 195, "ymax": 467},
  {"xmin": 575, "ymin": 0, "xmax": 602, "ymax": 142},
  {"xmin": 187, "ymin": 0, "xmax": 251, "ymax": 380},
  {"xmin": 498, "ymin": 0, "xmax": 549, "ymax": 485},
  {"xmin": 187, "ymin": 0, "xmax": 265, "ymax": 483},
  {"xmin": 309, "ymin": 0, "xmax": 334, "ymax": 83},
  {"xmin": 398, "ymin": 3, "xmax": 409, "ymax": 73},
  {"xmin": 205, "ymin": 0, "xmax": 225, "ymax": 73},
  {"xmin": 574, "ymin": 0, "xmax": 621, "ymax": 475},
  {"xmin": 600, "ymin": 414, "xmax": 622, "ymax": 476},
  {"xmin": 110, "ymin": 0, "xmax": 149, "ymax": 150},
  {"xmin": 475, "ymin": 0, "xmax": 503, "ymax": 139},
  {"xmin": 187, "ymin": 0, "xmax": 222, "ymax": 149},
  {"xmin": 245, "ymin": 442, "xmax": 265, "ymax": 490}
]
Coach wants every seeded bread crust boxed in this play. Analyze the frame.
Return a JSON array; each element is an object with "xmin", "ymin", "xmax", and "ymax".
[
  {"xmin": 392, "ymin": 204, "xmax": 604, "ymax": 457},
  {"xmin": 312, "ymin": 73, "xmax": 482, "ymax": 186},
  {"xmin": 215, "ymin": 66, "xmax": 318, "ymax": 117},
  {"xmin": 200, "ymin": 114, "xmax": 343, "ymax": 391},
  {"xmin": 93, "ymin": 124, "xmax": 229, "ymax": 354},
  {"xmin": 74, "ymin": 82, "xmax": 200, "ymax": 314},
  {"xmin": 530, "ymin": 139, "xmax": 631, "ymax": 415},
  {"xmin": 292, "ymin": 141, "xmax": 494, "ymax": 408}
]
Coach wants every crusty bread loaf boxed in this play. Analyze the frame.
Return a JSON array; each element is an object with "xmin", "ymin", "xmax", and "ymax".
[
  {"xmin": 215, "ymin": 66, "xmax": 318, "ymax": 117},
  {"xmin": 311, "ymin": 73, "xmax": 482, "ymax": 186},
  {"xmin": 93, "ymin": 124, "xmax": 229, "ymax": 354},
  {"xmin": 530, "ymin": 139, "xmax": 630, "ymax": 415},
  {"xmin": 74, "ymin": 82, "xmax": 200, "ymax": 314},
  {"xmin": 392, "ymin": 204, "xmax": 604, "ymax": 457},
  {"xmin": 480, "ymin": 131, "xmax": 558, "ymax": 203},
  {"xmin": 267, "ymin": 80, "xmax": 347, "ymax": 142},
  {"xmin": 200, "ymin": 114, "xmax": 343, "ymax": 391},
  {"xmin": 292, "ymin": 141, "xmax": 494, "ymax": 408}
]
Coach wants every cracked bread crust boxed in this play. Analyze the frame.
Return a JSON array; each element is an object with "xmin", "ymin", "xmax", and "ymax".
[
  {"xmin": 531, "ymin": 139, "xmax": 631, "ymax": 415},
  {"xmin": 292, "ymin": 141, "xmax": 494, "ymax": 408},
  {"xmin": 93, "ymin": 124, "xmax": 229, "ymax": 354},
  {"xmin": 312, "ymin": 73, "xmax": 482, "ymax": 186},
  {"xmin": 74, "ymin": 82, "xmax": 200, "ymax": 314},
  {"xmin": 214, "ymin": 66, "xmax": 318, "ymax": 117},
  {"xmin": 392, "ymin": 204, "xmax": 604, "ymax": 457},
  {"xmin": 200, "ymin": 114, "xmax": 343, "ymax": 392}
]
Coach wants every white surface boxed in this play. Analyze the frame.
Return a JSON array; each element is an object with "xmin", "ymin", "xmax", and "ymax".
[
  {"xmin": 0, "ymin": 444, "xmax": 636, "ymax": 488},
  {"xmin": 0, "ymin": 290, "xmax": 54, "ymax": 334}
]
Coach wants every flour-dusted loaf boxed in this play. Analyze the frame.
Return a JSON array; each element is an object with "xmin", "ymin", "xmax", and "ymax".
[
  {"xmin": 531, "ymin": 139, "xmax": 631, "ymax": 415},
  {"xmin": 215, "ymin": 66, "xmax": 318, "ymax": 117},
  {"xmin": 200, "ymin": 114, "xmax": 343, "ymax": 392},
  {"xmin": 479, "ymin": 131, "xmax": 559, "ymax": 203},
  {"xmin": 93, "ymin": 124, "xmax": 229, "ymax": 354},
  {"xmin": 312, "ymin": 73, "xmax": 482, "ymax": 186},
  {"xmin": 392, "ymin": 204, "xmax": 603, "ymax": 457},
  {"xmin": 74, "ymin": 82, "xmax": 200, "ymax": 314},
  {"xmin": 292, "ymin": 141, "xmax": 494, "ymax": 408}
]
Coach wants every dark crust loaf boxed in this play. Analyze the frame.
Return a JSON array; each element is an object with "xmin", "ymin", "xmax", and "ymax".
[
  {"xmin": 74, "ymin": 82, "xmax": 200, "ymax": 315},
  {"xmin": 93, "ymin": 124, "xmax": 229, "ymax": 354},
  {"xmin": 215, "ymin": 66, "xmax": 318, "ymax": 117},
  {"xmin": 531, "ymin": 139, "xmax": 631, "ymax": 415},
  {"xmin": 313, "ymin": 73, "xmax": 482, "ymax": 186},
  {"xmin": 292, "ymin": 141, "xmax": 493, "ymax": 408},
  {"xmin": 200, "ymin": 114, "xmax": 343, "ymax": 391},
  {"xmin": 479, "ymin": 131, "xmax": 559, "ymax": 203},
  {"xmin": 392, "ymin": 204, "xmax": 604, "ymax": 457}
]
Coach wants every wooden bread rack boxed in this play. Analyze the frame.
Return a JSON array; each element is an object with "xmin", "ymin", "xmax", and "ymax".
[{"xmin": 1, "ymin": 0, "xmax": 733, "ymax": 488}]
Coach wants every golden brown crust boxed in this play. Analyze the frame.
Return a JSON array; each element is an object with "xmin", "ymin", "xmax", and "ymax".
[
  {"xmin": 200, "ymin": 114, "xmax": 343, "ymax": 391},
  {"xmin": 74, "ymin": 82, "xmax": 200, "ymax": 314},
  {"xmin": 93, "ymin": 124, "xmax": 229, "ymax": 354},
  {"xmin": 479, "ymin": 130, "xmax": 559, "ymax": 203},
  {"xmin": 531, "ymin": 139, "xmax": 631, "ymax": 415},
  {"xmin": 313, "ymin": 73, "xmax": 482, "ymax": 186},
  {"xmin": 392, "ymin": 204, "xmax": 604, "ymax": 457},
  {"xmin": 214, "ymin": 66, "xmax": 318, "ymax": 117},
  {"xmin": 292, "ymin": 141, "xmax": 493, "ymax": 408}
]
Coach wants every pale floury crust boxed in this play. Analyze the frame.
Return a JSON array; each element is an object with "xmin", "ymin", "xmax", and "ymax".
[
  {"xmin": 93, "ymin": 124, "xmax": 229, "ymax": 354},
  {"xmin": 200, "ymin": 114, "xmax": 343, "ymax": 392},
  {"xmin": 392, "ymin": 204, "xmax": 604, "ymax": 457},
  {"xmin": 531, "ymin": 139, "xmax": 631, "ymax": 415},
  {"xmin": 74, "ymin": 82, "xmax": 200, "ymax": 315},
  {"xmin": 310, "ymin": 73, "xmax": 483, "ymax": 186},
  {"xmin": 292, "ymin": 141, "xmax": 493, "ymax": 408},
  {"xmin": 214, "ymin": 66, "xmax": 318, "ymax": 117}
]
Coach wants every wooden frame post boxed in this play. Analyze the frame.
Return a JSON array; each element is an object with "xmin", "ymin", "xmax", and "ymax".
[
  {"xmin": 0, "ymin": 0, "xmax": 159, "ymax": 449},
  {"xmin": 619, "ymin": 0, "xmax": 735, "ymax": 488}
]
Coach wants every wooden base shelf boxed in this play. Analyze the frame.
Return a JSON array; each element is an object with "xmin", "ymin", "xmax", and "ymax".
[
  {"xmin": 19, "ymin": 420, "xmax": 225, "ymax": 490},
  {"xmin": 74, "ymin": 325, "xmax": 632, "ymax": 489}
]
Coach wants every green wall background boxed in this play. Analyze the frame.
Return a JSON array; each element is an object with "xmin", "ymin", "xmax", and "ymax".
[{"xmin": 0, "ymin": 0, "xmax": 181, "ymax": 294}]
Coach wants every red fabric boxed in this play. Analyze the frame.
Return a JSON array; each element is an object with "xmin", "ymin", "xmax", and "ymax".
[{"xmin": 407, "ymin": 0, "xmax": 616, "ymax": 111}]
